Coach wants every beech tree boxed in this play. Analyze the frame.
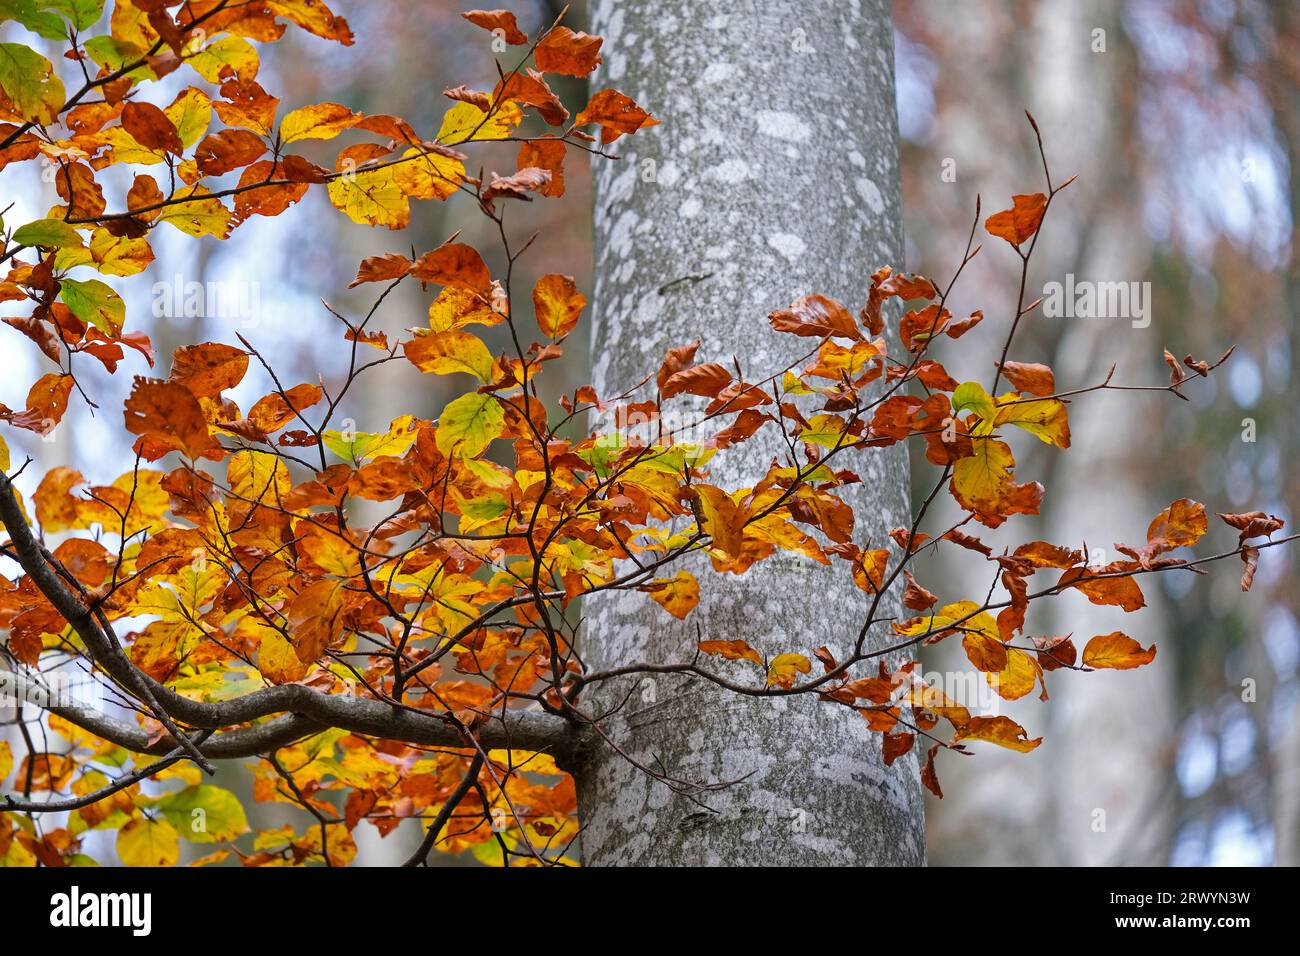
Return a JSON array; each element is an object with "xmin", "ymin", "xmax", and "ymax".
[{"xmin": 0, "ymin": 2, "xmax": 1289, "ymax": 868}]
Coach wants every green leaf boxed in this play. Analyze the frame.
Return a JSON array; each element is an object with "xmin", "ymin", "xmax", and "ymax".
[
  {"xmin": 156, "ymin": 784, "xmax": 249, "ymax": 843},
  {"xmin": 0, "ymin": 0, "xmax": 66, "ymax": 39},
  {"xmin": 0, "ymin": 42, "xmax": 66, "ymax": 124},
  {"xmin": 322, "ymin": 414, "xmax": 418, "ymax": 464},
  {"xmin": 43, "ymin": 0, "xmax": 105, "ymax": 30},
  {"xmin": 952, "ymin": 381, "xmax": 996, "ymax": 425},
  {"xmin": 12, "ymin": 217, "xmax": 81, "ymax": 249},
  {"xmin": 59, "ymin": 277, "xmax": 125, "ymax": 334},
  {"xmin": 435, "ymin": 392, "xmax": 504, "ymax": 458},
  {"xmin": 82, "ymin": 34, "xmax": 152, "ymax": 80}
]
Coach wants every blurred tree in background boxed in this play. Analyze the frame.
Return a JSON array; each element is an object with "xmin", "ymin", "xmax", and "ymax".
[{"xmin": 895, "ymin": 0, "xmax": 1298, "ymax": 865}]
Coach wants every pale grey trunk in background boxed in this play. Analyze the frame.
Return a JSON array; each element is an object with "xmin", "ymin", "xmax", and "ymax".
[{"xmin": 575, "ymin": 0, "xmax": 924, "ymax": 865}]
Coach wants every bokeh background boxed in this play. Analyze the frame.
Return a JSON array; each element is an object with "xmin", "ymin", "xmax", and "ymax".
[{"xmin": 2, "ymin": 0, "xmax": 1296, "ymax": 865}]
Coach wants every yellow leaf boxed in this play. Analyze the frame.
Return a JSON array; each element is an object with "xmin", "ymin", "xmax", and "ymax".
[
  {"xmin": 56, "ymin": 228, "xmax": 154, "ymax": 277},
  {"xmin": 0, "ymin": 740, "xmax": 11, "ymax": 782},
  {"xmin": 117, "ymin": 817, "xmax": 180, "ymax": 867},
  {"xmin": 322, "ymin": 415, "xmax": 419, "ymax": 463},
  {"xmin": 0, "ymin": 43, "xmax": 65, "ymax": 124},
  {"xmin": 993, "ymin": 395, "xmax": 1071, "ymax": 448},
  {"xmin": 427, "ymin": 286, "xmax": 499, "ymax": 331},
  {"xmin": 227, "ymin": 450, "xmax": 290, "ymax": 503},
  {"xmin": 851, "ymin": 547, "xmax": 890, "ymax": 593},
  {"xmin": 436, "ymin": 101, "xmax": 522, "ymax": 144},
  {"xmin": 403, "ymin": 330, "xmax": 494, "ymax": 381},
  {"xmin": 165, "ymin": 87, "xmax": 212, "ymax": 148},
  {"xmin": 186, "ymin": 34, "xmax": 259, "ymax": 83},
  {"xmin": 767, "ymin": 653, "xmax": 811, "ymax": 689},
  {"xmin": 639, "ymin": 570, "xmax": 700, "ymax": 620},
  {"xmin": 952, "ymin": 715, "xmax": 1042, "ymax": 752},
  {"xmin": 986, "ymin": 647, "xmax": 1041, "ymax": 701},
  {"xmin": 280, "ymin": 102, "xmax": 358, "ymax": 143},
  {"xmin": 392, "ymin": 146, "xmax": 465, "ymax": 201},
  {"xmin": 156, "ymin": 187, "xmax": 232, "ymax": 239},
  {"xmin": 327, "ymin": 166, "xmax": 409, "ymax": 229},
  {"xmin": 435, "ymin": 393, "xmax": 504, "ymax": 458},
  {"xmin": 257, "ymin": 629, "xmax": 307, "ymax": 684}
]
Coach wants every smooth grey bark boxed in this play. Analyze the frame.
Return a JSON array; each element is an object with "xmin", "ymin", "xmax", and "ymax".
[{"xmin": 575, "ymin": 0, "xmax": 923, "ymax": 865}]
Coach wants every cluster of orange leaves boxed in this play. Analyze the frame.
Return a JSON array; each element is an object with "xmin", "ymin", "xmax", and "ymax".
[{"xmin": 0, "ymin": 3, "xmax": 1286, "ymax": 867}]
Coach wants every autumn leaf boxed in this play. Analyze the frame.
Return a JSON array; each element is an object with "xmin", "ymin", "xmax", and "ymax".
[
  {"xmin": 123, "ymin": 378, "xmax": 214, "ymax": 461},
  {"xmin": 985, "ymin": 193, "xmax": 1048, "ymax": 247},
  {"xmin": 169, "ymin": 342, "xmax": 249, "ymax": 398},
  {"xmin": 117, "ymin": 817, "xmax": 180, "ymax": 867},
  {"xmin": 769, "ymin": 294, "xmax": 861, "ymax": 341},
  {"xmin": 953, "ymin": 716, "xmax": 1043, "ymax": 752},
  {"xmin": 698, "ymin": 639, "xmax": 762, "ymax": 666},
  {"xmin": 574, "ymin": 89, "xmax": 660, "ymax": 144},
  {"xmin": 639, "ymin": 570, "xmax": 700, "ymax": 620},
  {"xmin": 280, "ymin": 103, "xmax": 358, "ymax": 143},
  {"xmin": 412, "ymin": 243, "xmax": 492, "ymax": 294},
  {"xmin": 536, "ymin": 27, "xmax": 604, "ymax": 76},
  {"xmin": 436, "ymin": 393, "xmax": 504, "ymax": 458},
  {"xmin": 1081, "ymin": 632, "xmax": 1157, "ymax": 670},
  {"xmin": 462, "ymin": 9, "xmax": 527, "ymax": 44},
  {"xmin": 533, "ymin": 274, "xmax": 586, "ymax": 338},
  {"xmin": 404, "ymin": 330, "xmax": 495, "ymax": 382},
  {"xmin": 998, "ymin": 360, "xmax": 1055, "ymax": 396},
  {"xmin": 349, "ymin": 253, "xmax": 411, "ymax": 288},
  {"xmin": 883, "ymin": 732, "xmax": 916, "ymax": 766},
  {"xmin": 1216, "ymin": 510, "xmax": 1285, "ymax": 544},
  {"xmin": 767, "ymin": 653, "xmax": 812, "ymax": 689}
]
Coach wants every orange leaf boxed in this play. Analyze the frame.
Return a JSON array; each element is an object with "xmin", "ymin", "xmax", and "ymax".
[
  {"xmin": 348, "ymin": 253, "xmax": 411, "ymax": 288},
  {"xmin": 998, "ymin": 360, "xmax": 1055, "ymax": 396},
  {"xmin": 169, "ymin": 342, "xmax": 248, "ymax": 398},
  {"xmin": 697, "ymin": 639, "xmax": 762, "ymax": 666},
  {"xmin": 1082, "ymin": 632, "xmax": 1157, "ymax": 670},
  {"xmin": 574, "ymin": 89, "xmax": 659, "ymax": 144},
  {"xmin": 768, "ymin": 293, "xmax": 861, "ymax": 341},
  {"xmin": 535, "ymin": 27, "xmax": 604, "ymax": 76},
  {"xmin": 532, "ymin": 274, "xmax": 586, "ymax": 339},
  {"xmin": 952, "ymin": 715, "xmax": 1042, "ymax": 752},
  {"xmin": 412, "ymin": 243, "xmax": 491, "ymax": 294},
  {"xmin": 462, "ymin": 9, "xmax": 527, "ymax": 44},
  {"xmin": 639, "ymin": 570, "xmax": 700, "ymax": 620},
  {"xmin": 123, "ymin": 377, "xmax": 214, "ymax": 461},
  {"xmin": 985, "ymin": 193, "xmax": 1048, "ymax": 246}
]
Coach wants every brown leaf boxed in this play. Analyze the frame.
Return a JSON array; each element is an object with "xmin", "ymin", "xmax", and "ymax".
[
  {"xmin": 348, "ymin": 253, "xmax": 411, "ymax": 288},
  {"xmin": 574, "ymin": 89, "xmax": 659, "ymax": 144},
  {"xmin": 661, "ymin": 362, "xmax": 732, "ymax": 399},
  {"xmin": 169, "ymin": 342, "xmax": 248, "ymax": 398},
  {"xmin": 769, "ymin": 294, "xmax": 861, "ymax": 341},
  {"xmin": 535, "ymin": 26, "xmax": 604, "ymax": 76},
  {"xmin": 882, "ymin": 732, "xmax": 916, "ymax": 766},
  {"xmin": 999, "ymin": 360, "xmax": 1055, "ymax": 396},
  {"xmin": 122, "ymin": 101, "xmax": 183, "ymax": 156},
  {"xmin": 461, "ymin": 9, "xmax": 527, "ymax": 44},
  {"xmin": 902, "ymin": 570, "xmax": 937, "ymax": 611},
  {"xmin": 984, "ymin": 193, "xmax": 1048, "ymax": 246},
  {"xmin": 1216, "ymin": 510, "xmax": 1285, "ymax": 544},
  {"xmin": 1240, "ymin": 546, "xmax": 1260, "ymax": 592}
]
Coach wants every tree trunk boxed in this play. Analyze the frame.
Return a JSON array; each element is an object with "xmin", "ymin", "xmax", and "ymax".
[{"xmin": 574, "ymin": 0, "xmax": 923, "ymax": 866}]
